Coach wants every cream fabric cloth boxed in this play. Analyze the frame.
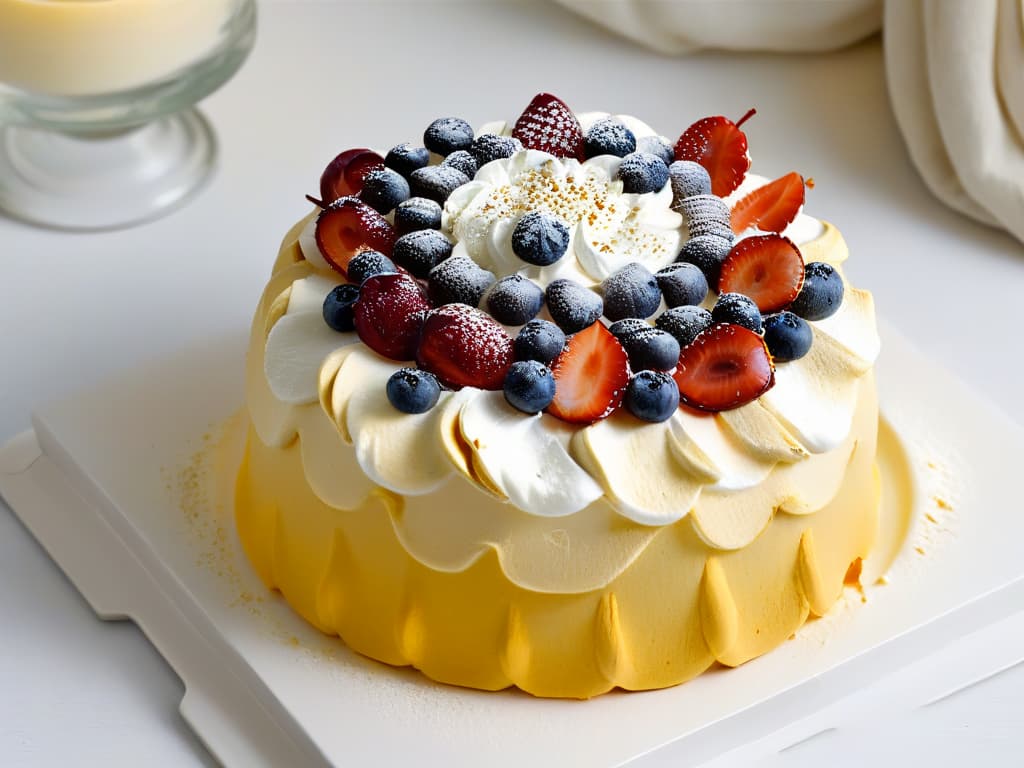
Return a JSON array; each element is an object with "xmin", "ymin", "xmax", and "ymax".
[{"xmin": 555, "ymin": 0, "xmax": 1024, "ymax": 244}]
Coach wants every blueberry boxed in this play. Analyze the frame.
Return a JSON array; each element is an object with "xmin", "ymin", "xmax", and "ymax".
[
  {"xmin": 394, "ymin": 197, "xmax": 442, "ymax": 235},
  {"xmin": 616, "ymin": 152, "xmax": 670, "ymax": 194},
  {"xmin": 545, "ymin": 279, "xmax": 603, "ymax": 334},
  {"xmin": 584, "ymin": 118, "xmax": 636, "ymax": 159},
  {"xmin": 347, "ymin": 250, "xmax": 396, "ymax": 284},
  {"xmin": 620, "ymin": 327, "xmax": 680, "ymax": 371},
  {"xmin": 469, "ymin": 133, "xmax": 523, "ymax": 166},
  {"xmin": 322, "ymin": 284, "xmax": 360, "ymax": 332},
  {"xmin": 384, "ymin": 143, "xmax": 430, "ymax": 177},
  {"xmin": 677, "ymin": 234, "xmax": 732, "ymax": 287},
  {"xmin": 763, "ymin": 311, "xmax": 813, "ymax": 362},
  {"xmin": 637, "ymin": 135, "xmax": 674, "ymax": 167},
  {"xmin": 712, "ymin": 292, "xmax": 763, "ymax": 333},
  {"xmin": 511, "ymin": 211, "xmax": 570, "ymax": 266},
  {"xmin": 386, "ymin": 368, "xmax": 441, "ymax": 414},
  {"xmin": 409, "ymin": 165, "xmax": 470, "ymax": 204},
  {"xmin": 601, "ymin": 262, "xmax": 662, "ymax": 321},
  {"xmin": 656, "ymin": 305, "xmax": 713, "ymax": 347},
  {"xmin": 608, "ymin": 317, "xmax": 649, "ymax": 344},
  {"xmin": 790, "ymin": 262, "xmax": 844, "ymax": 321},
  {"xmin": 428, "ymin": 255, "xmax": 495, "ymax": 307},
  {"xmin": 656, "ymin": 262, "xmax": 709, "ymax": 308},
  {"xmin": 359, "ymin": 167, "xmax": 410, "ymax": 214},
  {"xmin": 624, "ymin": 370, "xmax": 679, "ymax": 423},
  {"xmin": 424, "ymin": 117, "xmax": 474, "ymax": 156},
  {"xmin": 514, "ymin": 319, "xmax": 566, "ymax": 364},
  {"xmin": 485, "ymin": 274, "xmax": 544, "ymax": 325},
  {"xmin": 392, "ymin": 229, "xmax": 454, "ymax": 278},
  {"xmin": 442, "ymin": 150, "xmax": 478, "ymax": 179},
  {"xmin": 503, "ymin": 360, "xmax": 557, "ymax": 414},
  {"xmin": 669, "ymin": 160, "xmax": 712, "ymax": 201}
]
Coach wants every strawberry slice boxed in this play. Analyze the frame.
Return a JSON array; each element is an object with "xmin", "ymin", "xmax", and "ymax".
[
  {"xmin": 672, "ymin": 323, "xmax": 774, "ymax": 412},
  {"xmin": 353, "ymin": 272, "xmax": 431, "ymax": 361},
  {"xmin": 718, "ymin": 234, "xmax": 804, "ymax": 313},
  {"xmin": 319, "ymin": 148, "xmax": 384, "ymax": 204},
  {"xmin": 511, "ymin": 93, "xmax": 585, "ymax": 161},
  {"xmin": 416, "ymin": 304, "xmax": 514, "ymax": 390},
  {"xmin": 315, "ymin": 197, "xmax": 397, "ymax": 277},
  {"xmin": 674, "ymin": 109, "xmax": 755, "ymax": 197},
  {"xmin": 730, "ymin": 172, "xmax": 805, "ymax": 233},
  {"xmin": 547, "ymin": 322, "xmax": 629, "ymax": 424}
]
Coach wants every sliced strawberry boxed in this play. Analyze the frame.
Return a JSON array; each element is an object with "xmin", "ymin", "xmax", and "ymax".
[
  {"xmin": 719, "ymin": 234, "xmax": 804, "ymax": 313},
  {"xmin": 674, "ymin": 109, "xmax": 755, "ymax": 197},
  {"xmin": 511, "ymin": 93, "xmax": 585, "ymax": 161},
  {"xmin": 416, "ymin": 304, "xmax": 514, "ymax": 390},
  {"xmin": 353, "ymin": 272, "xmax": 431, "ymax": 361},
  {"xmin": 315, "ymin": 197, "xmax": 396, "ymax": 277},
  {"xmin": 672, "ymin": 323, "xmax": 774, "ymax": 412},
  {"xmin": 730, "ymin": 172, "xmax": 805, "ymax": 233},
  {"xmin": 547, "ymin": 322, "xmax": 629, "ymax": 424},
  {"xmin": 319, "ymin": 148, "xmax": 384, "ymax": 204}
]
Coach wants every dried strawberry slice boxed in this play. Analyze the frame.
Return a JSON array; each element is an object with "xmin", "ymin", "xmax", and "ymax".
[
  {"xmin": 718, "ymin": 234, "xmax": 805, "ymax": 313},
  {"xmin": 730, "ymin": 172, "xmax": 805, "ymax": 233},
  {"xmin": 547, "ymin": 322, "xmax": 629, "ymax": 424},
  {"xmin": 672, "ymin": 323, "xmax": 774, "ymax": 412},
  {"xmin": 674, "ymin": 109, "xmax": 755, "ymax": 197}
]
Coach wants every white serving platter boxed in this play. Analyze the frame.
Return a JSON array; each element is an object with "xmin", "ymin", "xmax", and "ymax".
[{"xmin": 1, "ymin": 324, "xmax": 1022, "ymax": 767}]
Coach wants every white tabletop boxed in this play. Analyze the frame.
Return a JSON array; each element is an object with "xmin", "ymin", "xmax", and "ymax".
[{"xmin": 2, "ymin": 1, "xmax": 1022, "ymax": 765}]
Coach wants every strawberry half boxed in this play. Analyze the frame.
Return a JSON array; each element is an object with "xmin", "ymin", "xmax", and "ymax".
[
  {"xmin": 353, "ymin": 272, "xmax": 431, "ymax": 361},
  {"xmin": 674, "ymin": 109, "xmax": 755, "ymax": 197},
  {"xmin": 730, "ymin": 172, "xmax": 805, "ymax": 234},
  {"xmin": 315, "ymin": 197, "xmax": 397, "ymax": 277},
  {"xmin": 511, "ymin": 93, "xmax": 585, "ymax": 161},
  {"xmin": 672, "ymin": 323, "xmax": 774, "ymax": 412},
  {"xmin": 718, "ymin": 234, "xmax": 805, "ymax": 313},
  {"xmin": 416, "ymin": 304, "xmax": 514, "ymax": 390},
  {"xmin": 319, "ymin": 148, "xmax": 384, "ymax": 204},
  {"xmin": 547, "ymin": 322, "xmax": 629, "ymax": 424}
]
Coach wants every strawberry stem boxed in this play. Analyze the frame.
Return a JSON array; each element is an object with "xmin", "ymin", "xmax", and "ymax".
[
  {"xmin": 305, "ymin": 193, "xmax": 326, "ymax": 209},
  {"xmin": 735, "ymin": 108, "xmax": 757, "ymax": 129}
]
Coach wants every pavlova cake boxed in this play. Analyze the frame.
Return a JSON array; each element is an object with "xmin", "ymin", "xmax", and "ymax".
[{"xmin": 237, "ymin": 93, "xmax": 881, "ymax": 698}]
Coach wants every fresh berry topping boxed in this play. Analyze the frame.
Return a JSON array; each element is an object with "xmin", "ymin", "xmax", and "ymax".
[
  {"xmin": 712, "ymin": 292, "xmax": 763, "ymax": 333},
  {"xmin": 503, "ymin": 360, "xmax": 557, "ymax": 414},
  {"xmin": 656, "ymin": 305, "xmax": 714, "ymax": 347},
  {"xmin": 719, "ymin": 234, "xmax": 805, "ymax": 313},
  {"xmin": 347, "ymin": 250, "xmax": 396, "ymax": 285},
  {"xmin": 677, "ymin": 234, "xmax": 732, "ymax": 288},
  {"xmin": 763, "ymin": 311, "xmax": 813, "ymax": 362},
  {"xmin": 484, "ymin": 274, "xmax": 545, "ymax": 325},
  {"xmin": 584, "ymin": 118, "xmax": 636, "ymax": 159},
  {"xmin": 514, "ymin": 319, "xmax": 566, "ymax": 364},
  {"xmin": 637, "ymin": 135, "xmax": 675, "ymax": 167},
  {"xmin": 319, "ymin": 149, "xmax": 384, "ymax": 204},
  {"xmin": 547, "ymin": 321, "xmax": 629, "ymax": 424},
  {"xmin": 394, "ymin": 197, "xmax": 443, "ymax": 235},
  {"xmin": 353, "ymin": 272, "xmax": 431, "ymax": 360},
  {"xmin": 359, "ymin": 167, "xmax": 410, "ymax": 214},
  {"xmin": 672, "ymin": 323, "xmax": 774, "ymax": 412},
  {"xmin": 408, "ymin": 165, "xmax": 470, "ymax": 204},
  {"xmin": 322, "ymin": 284, "xmax": 360, "ymax": 332},
  {"xmin": 315, "ymin": 196, "xmax": 397, "ymax": 276},
  {"xmin": 730, "ymin": 172, "xmax": 805, "ymax": 234},
  {"xmin": 669, "ymin": 160, "xmax": 713, "ymax": 203},
  {"xmin": 511, "ymin": 93, "xmax": 585, "ymax": 161},
  {"xmin": 789, "ymin": 262, "xmax": 844, "ymax": 320},
  {"xmin": 386, "ymin": 368, "xmax": 441, "ymax": 414},
  {"xmin": 673, "ymin": 109, "xmax": 756, "ymax": 197},
  {"xmin": 601, "ymin": 262, "xmax": 662, "ymax": 321},
  {"xmin": 416, "ymin": 304, "xmax": 514, "ymax": 390},
  {"xmin": 619, "ymin": 327, "xmax": 681, "ymax": 372},
  {"xmin": 511, "ymin": 210, "xmax": 570, "ymax": 266},
  {"xmin": 655, "ymin": 263, "xmax": 709, "ymax": 308},
  {"xmin": 678, "ymin": 194, "xmax": 733, "ymax": 240},
  {"xmin": 469, "ymin": 133, "xmax": 524, "ymax": 166},
  {"xmin": 608, "ymin": 317, "xmax": 649, "ymax": 344},
  {"xmin": 423, "ymin": 117, "xmax": 474, "ymax": 155},
  {"xmin": 428, "ymin": 255, "xmax": 496, "ymax": 307},
  {"xmin": 545, "ymin": 279, "xmax": 604, "ymax": 334},
  {"xmin": 625, "ymin": 370, "xmax": 680, "ymax": 423},
  {"xmin": 392, "ymin": 229, "xmax": 454, "ymax": 278},
  {"xmin": 616, "ymin": 152, "xmax": 670, "ymax": 194},
  {"xmin": 442, "ymin": 150, "xmax": 478, "ymax": 179},
  {"xmin": 384, "ymin": 143, "xmax": 430, "ymax": 178}
]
